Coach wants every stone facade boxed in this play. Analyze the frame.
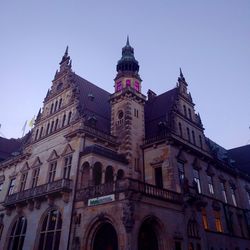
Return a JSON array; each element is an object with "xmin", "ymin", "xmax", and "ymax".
[{"xmin": 0, "ymin": 40, "xmax": 250, "ymax": 250}]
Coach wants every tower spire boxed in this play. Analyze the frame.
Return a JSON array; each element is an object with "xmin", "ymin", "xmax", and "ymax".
[
  {"xmin": 59, "ymin": 46, "xmax": 72, "ymax": 72},
  {"xmin": 126, "ymin": 35, "xmax": 130, "ymax": 46}
]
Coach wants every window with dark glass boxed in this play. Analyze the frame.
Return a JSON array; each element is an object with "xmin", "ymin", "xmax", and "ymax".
[
  {"xmin": 50, "ymin": 121, "xmax": 54, "ymax": 133},
  {"xmin": 183, "ymin": 105, "xmax": 187, "ymax": 116},
  {"xmin": 191, "ymin": 130, "xmax": 196, "ymax": 145},
  {"xmin": 105, "ymin": 166, "xmax": 114, "ymax": 183},
  {"xmin": 38, "ymin": 210, "xmax": 62, "ymax": 250},
  {"xmin": 54, "ymin": 119, "xmax": 59, "ymax": 131},
  {"xmin": 7, "ymin": 216, "xmax": 27, "ymax": 250},
  {"xmin": 50, "ymin": 103, "xmax": 54, "ymax": 114},
  {"xmin": 67, "ymin": 112, "xmax": 72, "ymax": 125},
  {"xmin": 188, "ymin": 108, "xmax": 192, "ymax": 120},
  {"xmin": 179, "ymin": 122, "xmax": 183, "ymax": 137},
  {"xmin": 63, "ymin": 156, "xmax": 72, "ymax": 179},
  {"xmin": 93, "ymin": 162, "xmax": 102, "ymax": 185},
  {"xmin": 20, "ymin": 172, "xmax": 28, "ymax": 191},
  {"xmin": 62, "ymin": 114, "xmax": 66, "ymax": 127},
  {"xmin": 54, "ymin": 101, "xmax": 58, "ymax": 112},
  {"xmin": 8, "ymin": 178, "xmax": 16, "ymax": 195},
  {"xmin": 35, "ymin": 129, "xmax": 39, "ymax": 140},
  {"xmin": 39, "ymin": 127, "xmax": 43, "ymax": 139},
  {"xmin": 178, "ymin": 161, "xmax": 185, "ymax": 184},
  {"xmin": 154, "ymin": 167, "xmax": 163, "ymax": 188},
  {"xmin": 193, "ymin": 169, "xmax": 201, "ymax": 193},
  {"xmin": 207, "ymin": 175, "xmax": 214, "ymax": 195},
  {"xmin": 199, "ymin": 135, "xmax": 203, "ymax": 149},
  {"xmin": 46, "ymin": 123, "xmax": 50, "ymax": 135},
  {"xmin": 58, "ymin": 98, "xmax": 62, "ymax": 109},
  {"xmin": 31, "ymin": 168, "xmax": 40, "ymax": 188},
  {"xmin": 48, "ymin": 162, "xmax": 57, "ymax": 183},
  {"xmin": 187, "ymin": 127, "xmax": 190, "ymax": 142}
]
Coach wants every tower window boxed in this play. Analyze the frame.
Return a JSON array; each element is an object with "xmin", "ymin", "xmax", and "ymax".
[
  {"xmin": 134, "ymin": 81, "xmax": 139, "ymax": 92},
  {"xmin": 126, "ymin": 79, "xmax": 131, "ymax": 87},
  {"xmin": 134, "ymin": 109, "xmax": 139, "ymax": 118},
  {"xmin": 116, "ymin": 81, "xmax": 122, "ymax": 92}
]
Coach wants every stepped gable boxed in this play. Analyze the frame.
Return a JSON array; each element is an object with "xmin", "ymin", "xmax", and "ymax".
[
  {"xmin": 228, "ymin": 144, "xmax": 250, "ymax": 175},
  {"xmin": 73, "ymin": 73, "xmax": 111, "ymax": 133},
  {"xmin": 145, "ymin": 87, "xmax": 178, "ymax": 138}
]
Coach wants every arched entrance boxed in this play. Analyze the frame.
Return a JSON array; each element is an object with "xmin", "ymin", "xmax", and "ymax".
[
  {"xmin": 138, "ymin": 219, "xmax": 160, "ymax": 250},
  {"xmin": 93, "ymin": 223, "xmax": 118, "ymax": 250}
]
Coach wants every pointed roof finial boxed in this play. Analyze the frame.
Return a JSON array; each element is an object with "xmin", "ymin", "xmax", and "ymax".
[
  {"xmin": 65, "ymin": 45, "xmax": 68, "ymax": 56},
  {"xmin": 180, "ymin": 67, "xmax": 183, "ymax": 78},
  {"xmin": 126, "ymin": 35, "xmax": 130, "ymax": 46}
]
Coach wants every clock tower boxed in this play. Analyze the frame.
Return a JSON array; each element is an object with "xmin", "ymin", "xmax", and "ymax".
[{"xmin": 110, "ymin": 37, "xmax": 146, "ymax": 179}]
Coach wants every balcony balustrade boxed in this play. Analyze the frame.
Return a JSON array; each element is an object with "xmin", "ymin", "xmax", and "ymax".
[
  {"xmin": 76, "ymin": 178, "xmax": 182, "ymax": 204},
  {"xmin": 4, "ymin": 178, "xmax": 72, "ymax": 207}
]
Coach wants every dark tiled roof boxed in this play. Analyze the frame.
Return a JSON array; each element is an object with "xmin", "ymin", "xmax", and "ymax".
[
  {"xmin": 228, "ymin": 145, "xmax": 250, "ymax": 174},
  {"xmin": 81, "ymin": 145, "xmax": 128, "ymax": 164},
  {"xmin": 0, "ymin": 137, "xmax": 22, "ymax": 162},
  {"xmin": 145, "ymin": 88, "xmax": 178, "ymax": 139},
  {"xmin": 73, "ymin": 74, "xmax": 111, "ymax": 133}
]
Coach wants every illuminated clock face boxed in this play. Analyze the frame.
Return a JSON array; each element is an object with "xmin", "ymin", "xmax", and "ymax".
[{"xmin": 118, "ymin": 110, "xmax": 124, "ymax": 119}]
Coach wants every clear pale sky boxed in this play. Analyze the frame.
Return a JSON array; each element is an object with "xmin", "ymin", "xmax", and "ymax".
[{"xmin": 0, "ymin": 1, "xmax": 249, "ymax": 149}]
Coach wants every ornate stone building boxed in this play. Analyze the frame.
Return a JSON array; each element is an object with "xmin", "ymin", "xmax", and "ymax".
[{"xmin": 0, "ymin": 39, "xmax": 250, "ymax": 250}]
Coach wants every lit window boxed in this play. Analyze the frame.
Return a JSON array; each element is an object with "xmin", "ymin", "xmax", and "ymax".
[
  {"xmin": 63, "ymin": 156, "xmax": 72, "ymax": 179},
  {"xmin": 221, "ymin": 182, "xmax": 227, "ymax": 203},
  {"xmin": 38, "ymin": 210, "xmax": 62, "ymax": 250},
  {"xmin": 202, "ymin": 208, "xmax": 209, "ymax": 230},
  {"xmin": 8, "ymin": 178, "xmax": 16, "ymax": 195},
  {"xmin": 48, "ymin": 162, "xmax": 57, "ymax": 183},
  {"xmin": 207, "ymin": 175, "xmax": 214, "ymax": 195},
  {"xmin": 193, "ymin": 169, "xmax": 201, "ymax": 193},
  {"xmin": 7, "ymin": 216, "xmax": 27, "ymax": 250},
  {"xmin": 214, "ymin": 211, "xmax": 223, "ymax": 232}
]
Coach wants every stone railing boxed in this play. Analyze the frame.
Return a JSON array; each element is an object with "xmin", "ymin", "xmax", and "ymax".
[
  {"xmin": 4, "ymin": 178, "xmax": 73, "ymax": 207},
  {"xmin": 76, "ymin": 178, "xmax": 182, "ymax": 204}
]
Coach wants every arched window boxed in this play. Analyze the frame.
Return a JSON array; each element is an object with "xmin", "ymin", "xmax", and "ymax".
[
  {"xmin": 54, "ymin": 101, "xmax": 58, "ymax": 112},
  {"xmin": 62, "ymin": 114, "xmax": 66, "ymax": 127},
  {"xmin": 7, "ymin": 216, "xmax": 27, "ymax": 250},
  {"xmin": 67, "ymin": 111, "xmax": 72, "ymax": 125},
  {"xmin": 93, "ymin": 162, "xmax": 102, "ymax": 185},
  {"xmin": 46, "ymin": 123, "xmax": 50, "ymax": 135},
  {"xmin": 38, "ymin": 210, "xmax": 62, "ymax": 250},
  {"xmin": 54, "ymin": 119, "xmax": 59, "ymax": 131},
  {"xmin": 35, "ymin": 129, "xmax": 39, "ymax": 140},
  {"xmin": 105, "ymin": 166, "xmax": 114, "ymax": 183},
  {"xmin": 50, "ymin": 103, "xmax": 54, "ymax": 114},
  {"xmin": 39, "ymin": 127, "xmax": 43, "ymax": 139},
  {"xmin": 58, "ymin": 98, "xmax": 62, "ymax": 109},
  {"xmin": 117, "ymin": 169, "xmax": 124, "ymax": 180}
]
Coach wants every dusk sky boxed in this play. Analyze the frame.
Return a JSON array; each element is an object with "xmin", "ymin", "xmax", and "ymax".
[{"xmin": 0, "ymin": 1, "xmax": 249, "ymax": 149}]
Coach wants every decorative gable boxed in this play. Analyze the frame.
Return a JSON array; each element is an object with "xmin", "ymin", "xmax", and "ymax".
[
  {"xmin": 20, "ymin": 162, "xmax": 30, "ymax": 173},
  {"xmin": 31, "ymin": 157, "xmax": 42, "ymax": 168},
  {"xmin": 61, "ymin": 144, "xmax": 74, "ymax": 157},
  {"xmin": 47, "ymin": 150, "xmax": 59, "ymax": 162}
]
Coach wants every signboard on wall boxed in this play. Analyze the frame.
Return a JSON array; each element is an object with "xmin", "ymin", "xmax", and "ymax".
[{"xmin": 88, "ymin": 194, "xmax": 115, "ymax": 206}]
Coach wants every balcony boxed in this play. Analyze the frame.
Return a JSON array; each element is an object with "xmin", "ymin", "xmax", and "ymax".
[
  {"xmin": 76, "ymin": 178, "xmax": 182, "ymax": 204},
  {"xmin": 4, "ymin": 178, "xmax": 73, "ymax": 207}
]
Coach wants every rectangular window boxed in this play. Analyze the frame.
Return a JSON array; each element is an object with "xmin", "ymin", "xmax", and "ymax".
[
  {"xmin": 199, "ymin": 135, "xmax": 203, "ymax": 149},
  {"xmin": 155, "ymin": 167, "xmax": 163, "ymax": 188},
  {"xmin": 192, "ymin": 131, "xmax": 196, "ymax": 145},
  {"xmin": 214, "ymin": 211, "xmax": 223, "ymax": 232},
  {"xmin": 178, "ymin": 161, "xmax": 185, "ymax": 184},
  {"xmin": 207, "ymin": 175, "xmax": 214, "ymax": 195},
  {"xmin": 193, "ymin": 169, "xmax": 201, "ymax": 193},
  {"xmin": 31, "ymin": 168, "xmax": 40, "ymax": 188},
  {"xmin": 20, "ymin": 172, "xmax": 28, "ymax": 191},
  {"xmin": 8, "ymin": 178, "xmax": 16, "ymax": 195},
  {"xmin": 221, "ymin": 182, "xmax": 227, "ymax": 203},
  {"xmin": 116, "ymin": 81, "xmax": 122, "ymax": 92},
  {"xmin": 187, "ymin": 127, "xmax": 190, "ymax": 142},
  {"xmin": 230, "ymin": 186, "xmax": 237, "ymax": 206},
  {"xmin": 202, "ymin": 208, "xmax": 209, "ymax": 230},
  {"xmin": 63, "ymin": 156, "xmax": 72, "ymax": 179},
  {"xmin": 48, "ymin": 162, "xmax": 57, "ymax": 182}
]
